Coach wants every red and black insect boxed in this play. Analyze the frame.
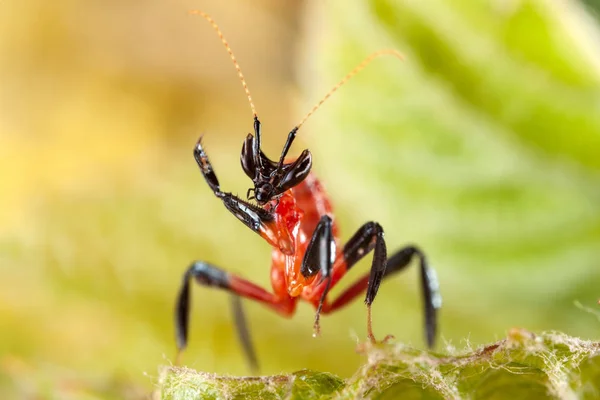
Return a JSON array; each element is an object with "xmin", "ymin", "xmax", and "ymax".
[{"xmin": 175, "ymin": 11, "xmax": 442, "ymax": 370}]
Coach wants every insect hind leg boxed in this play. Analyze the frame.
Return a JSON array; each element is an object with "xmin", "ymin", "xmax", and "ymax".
[
  {"xmin": 175, "ymin": 260, "xmax": 297, "ymax": 373},
  {"xmin": 230, "ymin": 294, "xmax": 259, "ymax": 373}
]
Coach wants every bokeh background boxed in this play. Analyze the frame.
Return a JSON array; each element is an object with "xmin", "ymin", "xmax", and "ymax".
[{"xmin": 2, "ymin": 0, "xmax": 600, "ymax": 398}]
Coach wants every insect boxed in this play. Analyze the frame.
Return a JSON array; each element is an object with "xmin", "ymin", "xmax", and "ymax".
[{"xmin": 175, "ymin": 10, "xmax": 442, "ymax": 371}]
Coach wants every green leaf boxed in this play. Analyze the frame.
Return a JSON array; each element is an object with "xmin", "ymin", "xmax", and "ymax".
[
  {"xmin": 159, "ymin": 369, "xmax": 344, "ymax": 400},
  {"xmin": 297, "ymin": 0, "xmax": 600, "ymax": 345},
  {"xmin": 157, "ymin": 331, "xmax": 600, "ymax": 399}
]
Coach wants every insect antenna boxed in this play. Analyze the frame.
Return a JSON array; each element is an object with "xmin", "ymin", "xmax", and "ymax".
[
  {"xmin": 296, "ymin": 49, "xmax": 405, "ymax": 129},
  {"xmin": 189, "ymin": 10, "xmax": 257, "ymax": 118},
  {"xmin": 273, "ymin": 50, "xmax": 405, "ymax": 169}
]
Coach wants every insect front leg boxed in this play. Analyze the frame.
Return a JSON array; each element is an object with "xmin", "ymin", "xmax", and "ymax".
[
  {"xmin": 300, "ymin": 215, "xmax": 335, "ymax": 336},
  {"xmin": 338, "ymin": 221, "xmax": 388, "ymax": 343},
  {"xmin": 193, "ymin": 137, "xmax": 223, "ymax": 197},
  {"xmin": 175, "ymin": 260, "xmax": 297, "ymax": 372},
  {"xmin": 194, "ymin": 137, "xmax": 279, "ymax": 238},
  {"xmin": 323, "ymin": 238, "xmax": 441, "ymax": 348}
]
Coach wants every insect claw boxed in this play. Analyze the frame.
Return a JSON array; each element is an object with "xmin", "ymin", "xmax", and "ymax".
[
  {"xmin": 174, "ymin": 349, "xmax": 184, "ymax": 367},
  {"xmin": 312, "ymin": 316, "xmax": 322, "ymax": 338},
  {"xmin": 382, "ymin": 334, "xmax": 395, "ymax": 344}
]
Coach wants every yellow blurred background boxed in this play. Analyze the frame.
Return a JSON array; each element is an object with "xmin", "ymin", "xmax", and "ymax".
[
  {"xmin": 1, "ymin": 1, "xmax": 309, "ymax": 397},
  {"xmin": 2, "ymin": 0, "xmax": 600, "ymax": 398}
]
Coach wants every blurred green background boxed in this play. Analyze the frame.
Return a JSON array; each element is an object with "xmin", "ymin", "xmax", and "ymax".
[{"xmin": 2, "ymin": 0, "xmax": 600, "ymax": 398}]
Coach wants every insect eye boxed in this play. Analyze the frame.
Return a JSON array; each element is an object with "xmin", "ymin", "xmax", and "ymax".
[{"xmin": 255, "ymin": 183, "xmax": 273, "ymax": 204}]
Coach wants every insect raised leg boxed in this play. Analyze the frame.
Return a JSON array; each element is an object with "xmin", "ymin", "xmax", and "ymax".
[
  {"xmin": 322, "ymin": 244, "xmax": 441, "ymax": 348},
  {"xmin": 175, "ymin": 260, "xmax": 296, "ymax": 369},
  {"xmin": 193, "ymin": 137, "xmax": 284, "ymax": 241}
]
